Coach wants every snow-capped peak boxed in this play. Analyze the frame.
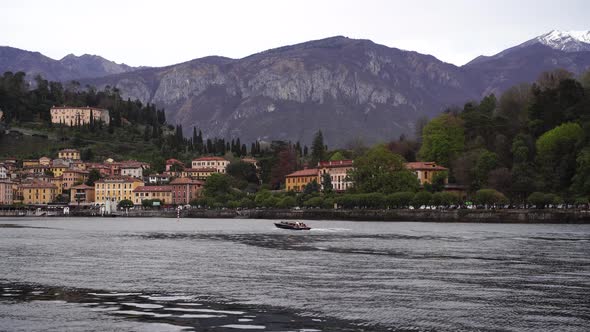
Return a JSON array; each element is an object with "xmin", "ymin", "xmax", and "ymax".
[{"xmin": 534, "ymin": 30, "xmax": 590, "ymax": 52}]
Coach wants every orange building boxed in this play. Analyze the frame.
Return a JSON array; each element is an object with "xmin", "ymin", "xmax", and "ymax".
[
  {"xmin": 169, "ymin": 177, "xmax": 204, "ymax": 205},
  {"xmin": 20, "ymin": 181, "xmax": 58, "ymax": 205},
  {"xmin": 70, "ymin": 184, "xmax": 95, "ymax": 205},
  {"xmin": 405, "ymin": 162, "xmax": 448, "ymax": 185},
  {"xmin": 133, "ymin": 186, "xmax": 173, "ymax": 205},
  {"xmin": 62, "ymin": 169, "xmax": 89, "ymax": 190},
  {"xmin": 285, "ymin": 168, "xmax": 319, "ymax": 192}
]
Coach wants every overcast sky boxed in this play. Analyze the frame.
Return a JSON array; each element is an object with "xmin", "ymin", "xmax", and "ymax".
[{"xmin": 1, "ymin": 0, "xmax": 588, "ymax": 67}]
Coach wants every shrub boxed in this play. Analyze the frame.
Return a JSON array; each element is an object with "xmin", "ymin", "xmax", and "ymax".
[
  {"xmin": 475, "ymin": 189, "xmax": 508, "ymax": 205},
  {"xmin": 412, "ymin": 191, "xmax": 432, "ymax": 207},
  {"xmin": 303, "ymin": 196, "xmax": 324, "ymax": 208},
  {"xmin": 387, "ymin": 192, "xmax": 415, "ymax": 208}
]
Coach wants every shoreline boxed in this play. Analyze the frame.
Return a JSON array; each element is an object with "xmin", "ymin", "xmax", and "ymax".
[{"xmin": 2, "ymin": 208, "xmax": 590, "ymax": 223}]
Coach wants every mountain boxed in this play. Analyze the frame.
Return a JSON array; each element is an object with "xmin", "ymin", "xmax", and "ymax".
[
  {"xmin": 465, "ymin": 30, "xmax": 590, "ymax": 95},
  {"xmin": 0, "ymin": 46, "xmax": 137, "ymax": 81},
  {"xmin": 2, "ymin": 30, "xmax": 590, "ymax": 146},
  {"xmin": 83, "ymin": 36, "xmax": 479, "ymax": 145}
]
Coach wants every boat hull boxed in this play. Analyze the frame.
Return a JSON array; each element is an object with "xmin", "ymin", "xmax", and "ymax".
[{"xmin": 274, "ymin": 223, "xmax": 311, "ymax": 230}]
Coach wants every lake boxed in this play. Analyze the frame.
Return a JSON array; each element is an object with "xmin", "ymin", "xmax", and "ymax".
[{"xmin": 1, "ymin": 217, "xmax": 589, "ymax": 331}]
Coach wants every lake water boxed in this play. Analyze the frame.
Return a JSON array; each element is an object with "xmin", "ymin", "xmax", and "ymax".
[{"xmin": 1, "ymin": 217, "xmax": 589, "ymax": 331}]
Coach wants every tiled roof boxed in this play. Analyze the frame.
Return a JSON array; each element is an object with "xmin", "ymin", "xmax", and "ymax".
[
  {"xmin": 95, "ymin": 176, "xmax": 143, "ymax": 183},
  {"xmin": 133, "ymin": 186, "xmax": 172, "ymax": 192},
  {"xmin": 20, "ymin": 181, "xmax": 57, "ymax": 189},
  {"xmin": 318, "ymin": 160, "xmax": 354, "ymax": 168},
  {"xmin": 71, "ymin": 184, "xmax": 94, "ymax": 190},
  {"xmin": 405, "ymin": 162, "xmax": 448, "ymax": 171},
  {"xmin": 184, "ymin": 168, "xmax": 217, "ymax": 172},
  {"xmin": 169, "ymin": 177, "xmax": 204, "ymax": 185},
  {"xmin": 192, "ymin": 156, "xmax": 228, "ymax": 162},
  {"xmin": 286, "ymin": 168, "xmax": 319, "ymax": 177},
  {"xmin": 51, "ymin": 106, "xmax": 108, "ymax": 112}
]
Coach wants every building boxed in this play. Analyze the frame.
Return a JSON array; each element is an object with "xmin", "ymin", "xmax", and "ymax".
[
  {"xmin": 94, "ymin": 177, "xmax": 144, "ymax": 206},
  {"xmin": 70, "ymin": 184, "xmax": 95, "ymax": 205},
  {"xmin": 39, "ymin": 156, "xmax": 52, "ymax": 166},
  {"xmin": 50, "ymin": 106, "xmax": 110, "ymax": 126},
  {"xmin": 23, "ymin": 159, "xmax": 40, "ymax": 167},
  {"xmin": 120, "ymin": 164, "xmax": 143, "ymax": 178},
  {"xmin": 405, "ymin": 162, "xmax": 448, "ymax": 185},
  {"xmin": 285, "ymin": 168, "xmax": 319, "ymax": 192},
  {"xmin": 133, "ymin": 186, "xmax": 173, "ymax": 205},
  {"xmin": 58, "ymin": 149, "xmax": 80, "ymax": 160},
  {"xmin": 50, "ymin": 165, "xmax": 69, "ymax": 177},
  {"xmin": 169, "ymin": 177, "xmax": 204, "ymax": 205},
  {"xmin": 0, "ymin": 180, "xmax": 13, "ymax": 205},
  {"xmin": 318, "ymin": 160, "xmax": 354, "ymax": 192},
  {"xmin": 20, "ymin": 181, "xmax": 58, "ymax": 205},
  {"xmin": 191, "ymin": 157, "xmax": 229, "ymax": 174},
  {"xmin": 147, "ymin": 174, "xmax": 171, "ymax": 185},
  {"xmin": 61, "ymin": 169, "xmax": 89, "ymax": 190},
  {"xmin": 0, "ymin": 164, "xmax": 7, "ymax": 179},
  {"xmin": 165, "ymin": 158, "xmax": 185, "ymax": 172},
  {"xmin": 180, "ymin": 168, "xmax": 217, "ymax": 180}
]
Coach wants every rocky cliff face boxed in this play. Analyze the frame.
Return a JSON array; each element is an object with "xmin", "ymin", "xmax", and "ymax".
[
  {"xmin": 3, "ymin": 32, "xmax": 590, "ymax": 146},
  {"xmin": 85, "ymin": 37, "xmax": 478, "ymax": 145}
]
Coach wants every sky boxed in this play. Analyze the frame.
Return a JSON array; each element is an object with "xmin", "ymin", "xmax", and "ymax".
[{"xmin": 1, "ymin": 0, "xmax": 589, "ymax": 67}]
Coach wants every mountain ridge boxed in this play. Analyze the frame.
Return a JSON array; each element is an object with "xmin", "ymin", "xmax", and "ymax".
[{"xmin": 1, "ymin": 31, "xmax": 590, "ymax": 146}]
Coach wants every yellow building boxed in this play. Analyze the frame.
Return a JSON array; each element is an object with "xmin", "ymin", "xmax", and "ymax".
[
  {"xmin": 405, "ymin": 162, "xmax": 448, "ymax": 185},
  {"xmin": 50, "ymin": 106, "xmax": 110, "ymax": 126},
  {"xmin": 58, "ymin": 149, "xmax": 81, "ymax": 160},
  {"xmin": 285, "ymin": 168, "xmax": 319, "ymax": 192},
  {"xmin": 132, "ymin": 186, "xmax": 173, "ymax": 205},
  {"xmin": 23, "ymin": 159, "xmax": 40, "ymax": 167},
  {"xmin": 20, "ymin": 181, "xmax": 58, "ymax": 205},
  {"xmin": 94, "ymin": 176, "xmax": 144, "ymax": 205},
  {"xmin": 50, "ymin": 165, "xmax": 69, "ymax": 177}
]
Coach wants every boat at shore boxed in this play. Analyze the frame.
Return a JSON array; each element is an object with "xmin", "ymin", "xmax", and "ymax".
[{"xmin": 274, "ymin": 221, "xmax": 311, "ymax": 230}]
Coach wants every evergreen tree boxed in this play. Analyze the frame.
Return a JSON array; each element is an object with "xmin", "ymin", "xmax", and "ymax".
[{"xmin": 311, "ymin": 130, "xmax": 326, "ymax": 166}]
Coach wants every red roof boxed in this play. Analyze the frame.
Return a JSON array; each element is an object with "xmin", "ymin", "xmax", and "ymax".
[
  {"xmin": 286, "ymin": 168, "xmax": 319, "ymax": 177},
  {"xmin": 184, "ymin": 168, "xmax": 217, "ymax": 172},
  {"xmin": 405, "ymin": 162, "xmax": 447, "ymax": 171},
  {"xmin": 51, "ymin": 106, "xmax": 108, "ymax": 112},
  {"xmin": 166, "ymin": 158, "xmax": 184, "ymax": 165},
  {"xmin": 95, "ymin": 176, "xmax": 143, "ymax": 183},
  {"xmin": 71, "ymin": 184, "xmax": 94, "ymax": 190},
  {"xmin": 133, "ymin": 186, "xmax": 172, "ymax": 192},
  {"xmin": 318, "ymin": 160, "xmax": 354, "ymax": 168},
  {"xmin": 192, "ymin": 156, "xmax": 228, "ymax": 162},
  {"xmin": 169, "ymin": 177, "xmax": 204, "ymax": 185},
  {"xmin": 20, "ymin": 181, "xmax": 57, "ymax": 189}
]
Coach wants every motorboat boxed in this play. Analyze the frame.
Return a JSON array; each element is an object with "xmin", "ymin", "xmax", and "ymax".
[{"xmin": 274, "ymin": 221, "xmax": 311, "ymax": 230}]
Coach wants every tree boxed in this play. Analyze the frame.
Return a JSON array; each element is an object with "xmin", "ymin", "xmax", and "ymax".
[
  {"xmin": 417, "ymin": 114, "xmax": 464, "ymax": 167},
  {"xmin": 310, "ymin": 130, "xmax": 326, "ymax": 166},
  {"xmin": 321, "ymin": 173, "xmax": 333, "ymax": 193},
  {"xmin": 571, "ymin": 147, "xmax": 590, "ymax": 197},
  {"xmin": 86, "ymin": 169, "xmax": 102, "ymax": 186},
  {"xmin": 329, "ymin": 151, "xmax": 345, "ymax": 161},
  {"xmin": 351, "ymin": 145, "xmax": 419, "ymax": 194},
  {"xmin": 303, "ymin": 180, "xmax": 320, "ymax": 194},
  {"xmin": 536, "ymin": 122, "xmax": 584, "ymax": 193},
  {"xmin": 226, "ymin": 161, "xmax": 259, "ymax": 184},
  {"xmin": 203, "ymin": 173, "xmax": 232, "ymax": 198},
  {"xmin": 118, "ymin": 199, "xmax": 133, "ymax": 209}
]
